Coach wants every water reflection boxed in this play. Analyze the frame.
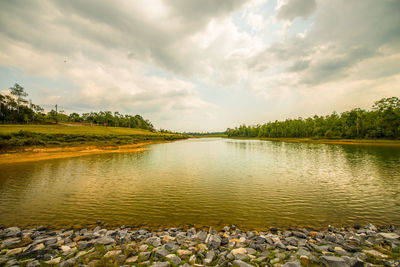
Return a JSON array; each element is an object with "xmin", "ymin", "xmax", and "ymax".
[{"xmin": 0, "ymin": 138, "xmax": 399, "ymax": 230}]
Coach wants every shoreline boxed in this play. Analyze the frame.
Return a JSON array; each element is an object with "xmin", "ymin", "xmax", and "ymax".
[
  {"xmin": 0, "ymin": 141, "xmax": 171, "ymax": 165},
  {"xmin": 0, "ymin": 223, "xmax": 399, "ymax": 266},
  {"xmin": 226, "ymin": 137, "xmax": 400, "ymax": 146}
]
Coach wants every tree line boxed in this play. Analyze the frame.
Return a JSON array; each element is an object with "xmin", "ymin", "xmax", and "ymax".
[
  {"xmin": 226, "ymin": 97, "xmax": 400, "ymax": 139},
  {"xmin": 0, "ymin": 83, "xmax": 154, "ymax": 131}
]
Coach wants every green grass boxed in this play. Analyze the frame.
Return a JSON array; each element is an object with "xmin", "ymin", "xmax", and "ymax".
[{"xmin": 0, "ymin": 124, "xmax": 187, "ymax": 151}]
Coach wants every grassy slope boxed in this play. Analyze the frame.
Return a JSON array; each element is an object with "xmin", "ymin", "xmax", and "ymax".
[{"xmin": 0, "ymin": 124, "xmax": 186, "ymax": 151}]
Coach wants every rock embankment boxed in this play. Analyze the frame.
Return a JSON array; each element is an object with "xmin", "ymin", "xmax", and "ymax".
[{"xmin": 0, "ymin": 223, "xmax": 399, "ymax": 266}]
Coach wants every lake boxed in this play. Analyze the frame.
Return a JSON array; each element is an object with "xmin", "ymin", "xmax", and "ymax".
[{"xmin": 0, "ymin": 138, "xmax": 399, "ymax": 230}]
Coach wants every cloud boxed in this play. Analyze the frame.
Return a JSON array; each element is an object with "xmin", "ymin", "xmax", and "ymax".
[{"xmin": 276, "ymin": 0, "xmax": 316, "ymax": 21}]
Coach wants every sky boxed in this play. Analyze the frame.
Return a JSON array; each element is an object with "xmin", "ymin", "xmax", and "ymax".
[{"xmin": 0, "ymin": 0, "xmax": 399, "ymax": 132}]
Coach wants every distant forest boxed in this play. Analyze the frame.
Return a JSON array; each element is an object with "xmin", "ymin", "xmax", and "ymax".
[
  {"xmin": 227, "ymin": 97, "xmax": 400, "ymax": 139},
  {"xmin": 0, "ymin": 83, "xmax": 154, "ymax": 131}
]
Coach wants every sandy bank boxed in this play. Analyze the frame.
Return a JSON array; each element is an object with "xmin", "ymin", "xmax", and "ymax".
[{"xmin": 0, "ymin": 141, "xmax": 167, "ymax": 164}]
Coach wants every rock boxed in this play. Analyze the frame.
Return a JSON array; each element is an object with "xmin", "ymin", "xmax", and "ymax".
[
  {"xmin": 282, "ymin": 261, "xmax": 301, "ymax": 267},
  {"xmin": 150, "ymin": 262, "xmax": 170, "ymax": 267},
  {"xmin": 203, "ymin": 250, "xmax": 215, "ymax": 264},
  {"xmin": 334, "ymin": 247, "xmax": 347, "ymax": 255},
  {"xmin": 166, "ymin": 254, "xmax": 181, "ymax": 265},
  {"xmin": 139, "ymin": 251, "xmax": 151, "ymax": 260},
  {"xmin": 378, "ymin": 232, "xmax": 400, "ymax": 240},
  {"xmin": 177, "ymin": 249, "xmax": 192, "ymax": 257},
  {"xmin": 189, "ymin": 254, "xmax": 196, "ymax": 264},
  {"xmin": 6, "ymin": 247, "xmax": 23, "ymax": 255},
  {"xmin": 365, "ymin": 223, "xmax": 377, "ymax": 231},
  {"xmin": 155, "ymin": 247, "xmax": 169, "ymax": 258},
  {"xmin": 232, "ymin": 259, "xmax": 253, "ymax": 267},
  {"xmin": 246, "ymin": 247, "xmax": 256, "ymax": 255},
  {"xmin": 320, "ymin": 256, "xmax": 349, "ymax": 267},
  {"xmin": 165, "ymin": 241, "xmax": 179, "ymax": 252},
  {"xmin": 26, "ymin": 260, "xmax": 40, "ymax": 267},
  {"xmin": 363, "ymin": 249, "xmax": 388, "ymax": 258},
  {"xmin": 299, "ymin": 255, "xmax": 310, "ymax": 265},
  {"xmin": 297, "ymin": 248, "xmax": 310, "ymax": 256},
  {"xmin": 104, "ymin": 250, "xmax": 121, "ymax": 258},
  {"xmin": 275, "ymin": 240, "xmax": 286, "ymax": 249},
  {"xmin": 60, "ymin": 245, "xmax": 71, "ymax": 252},
  {"xmin": 126, "ymin": 256, "xmax": 138, "ymax": 263},
  {"xmin": 207, "ymin": 234, "xmax": 221, "ymax": 249},
  {"xmin": 235, "ymin": 253, "xmax": 249, "ymax": 261},
  {"xmin": 94, "ymin": 237, "xmax": 115, "ymax": 245},
  {"xmin": 197, "ymin": 231, "xmax": 207, "ymax": 241},
  {"xmin": 147, "ymin": 236, "xmax": 161, "ymax": 247},
  {"xmin": 45, "ymin": 257, "xmax": 61, "ymax": 265},
  {"xmin": 341, "ymin": 256, "xmax": 364, "ymax": 267},
  {"xmin": 292, "ymin": 231, "xmax": 307, "ymax": 239},
  {"xmin": 139, "ymin": 244, "xmax": 149, "ymax": 251},
  {"xmin": 232, "ymin": 247, "xmax": 247, "ymax": 255},
  {"xmin": 4, "ymin": 227, "xmax": 21, "ymax": 238}
]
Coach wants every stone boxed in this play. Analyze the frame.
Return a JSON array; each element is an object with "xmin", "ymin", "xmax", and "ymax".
[
  {"xmin": 334, "ymin": 246, "xmax": 347, "ymax": 255},
  {"xmin": 104, "ymin": 250, "xmax": 121, "ymax": 258},
  {"xmin": 246, "ymin": 247, "xmax": 256, "ymax": 255},
  {"xmin": 126, "ymin": 256, "xmax": 138, "ymax": 263},
  {"xmin": 166, "ymin": 254, "xmax": 181, "ymax": 265},
  {"xmin": 139, "ymin": 244, "xmax": 149, "ymax": 251},
  {"xmin": 4, "ymin": 227, "xmax": 21, "ymax": 238},
  {"xmin": 45, "ymin": 257, "xmax": 61, "ymax": 265},
  {"xmin": 150, "ymin": 262, "xmax": 170, "ymax": 267},
  {"xmin": 275, "ymin": 240, "xmax": 286, "ymax": 249},
  {"xmin": 378, "ymin": 232, "xmax": 400, "ymax": 240},
  {"xmin": 292, "ymin": 231, "xmax": 307, "ymax": 239},
  {"xmin": 203, "ymin": 250, "xmax": 215, "ymax": 264},
  {"xmin": 282, "ymin": 261, "xmax": 301, "ymax": 267},
  {"xmin": 320, "ymin": 256, "xmax": 349, "ymax": 267},
  {"xmin": 365, "ymin": 223, "xmax": 377, "ymax": 231},
  {"xmin": 363, "ymin": 249, "xmax": 388, "ymax": 258},
  {"xmin": 155, "ymin": 247, "xmax": 169, "ymax": 258},
  {"xmin": 139, "ymin": 251, "xmax": 151, "ymax": 260},
  {"xmin": 189, "ymin": 254, "xmax": 196, "ymax": 264},
  {"xmin": 235, "ymin": 253, "xmax": 249, "ymax": 261},
  {"xmin": 26, "ymin": 260, "xmax": 40, "ymax": 267},
  {"xmin": 232, "ymin": 247, "xmax": 247, "ymax": 255},
  {"xmin": 299, "ymin": 255, "xmax": 310, "ymax": 265},
  {"xmin": 232, "ymin": 259, "xmax": 253, "ymax": 267},
  {"xmin": 297, "ymin": 248, "xmax": 310, "ymax": 256},
  {"xmin": 147, "ymin": 236, "xmax": 161, "ymax": 247},
  {"xmin": 197, "ymin": 231, "xmax": 208, "ymax": 241},
  {"xmin": 94, "ymin": 237, "xmax": 115, "ymax": 245},
  {"xmin": 177, "ymin": 249, "xmax": 192, "ymax": 257},
  {"xmin": 6, "ymin": 247, "xmax": 23, "ymax": 255},
  {"xmin": 207, "ymin": 234, "xmax": 221, "ymax": 249},
  {"xmin": 60, "ymin": 245, "xmax": 71, "ymax": 252}
]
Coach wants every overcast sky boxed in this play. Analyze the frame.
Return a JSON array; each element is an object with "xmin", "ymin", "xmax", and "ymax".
[{"xmin": 1, "ymin": 0, "xmax": 399, "ymax": 131}]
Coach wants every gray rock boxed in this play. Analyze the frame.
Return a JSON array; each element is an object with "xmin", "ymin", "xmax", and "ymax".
[
  {"xmin": 282, "ymin": 261, "xmax": 301, "ymax": 267},
  {"xmin": 320, "ymin": 256, "xmax": 349, "ymax": 267},
  {"xmin": 26, "ymin": 260, "xmax": 40, "ymax": 267},
  {"xmin": 147, "ymin": 236, "xmax": 161, "ymax": 247},
  {"xmin": 169, "ymin": 255, "xmax": 181, "ymax": 265},
  {"xmin": 155, "ymin": 247, "xmax": 169, "ymax": 258},
  {"xmin": 297, "ymin": 248, "xmax": 310, "ymax": 256},
  {"xmin": 165, "ymin": 241, "xmax": 179, "ymax": 252},
  {"xmin": 275, "ymin": 240, "xmax": 286, "ymax": 249},
  {"xmin": 246, "ymin": 247, "xmax": 256, "ymax": 255},
  {"xmin": 341, "ymin": 256, "xmax": 364, "ymax": 267},
  {"xmin": 378, "ymin": 232, "xmax": 400, "ymax": 240},
  {"xmin": 150, "ymin": 262, "xmax": 170, "ymax": 267},
  {"xmin": 203, "ymin": 250, "xmax": 215, "ymax": 264},
  {"xmin": 4, "ymin": 227, "xmax": 21, "ymax": 238},
  {"xmin": 139, "ymin": 251, "xmax": 151, "ymax": 260},
  {"xmin": 235, "ymin": 253, "xmax": 249, "ymax": 261},
  {"xmin": 207, "ymin": 234, "xmax": 221, "ymax": 249},
  {"xmin": 197, "ymin": 231, "xmax": 207, "ymax": 241},
  {"xmin": 94, "ymin": 237, "xmax": 115, "ymax": 245},
  {"xmin": 292, "ymin": 231, "xmax": 307, "ymax": 239},
  {"xmin": 232, "ymin": 260, "xmax": 253, "ymax": 267}
]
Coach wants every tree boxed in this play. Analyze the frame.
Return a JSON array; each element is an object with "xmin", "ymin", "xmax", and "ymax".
[{"xmin": 10, "ymin": 83, "xmax": 28, "ymax": 115}]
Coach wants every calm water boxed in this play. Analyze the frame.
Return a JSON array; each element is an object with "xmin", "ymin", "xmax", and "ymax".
[{"xmin": 1, "ymin": 138, "xmax": 400, "ymax": 230}]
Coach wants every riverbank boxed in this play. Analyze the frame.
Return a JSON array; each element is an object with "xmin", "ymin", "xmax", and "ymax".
[
  {"xmin": 0, "ymin": 141, "xmax": 173, "ymax": 164},
  {"xmin": 0, "ymin": 224, "xmax": 399, "ymax": 266},
  {"xmin": 227, "ymin": 137, "xmax": 400, "ymax": 146}
]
